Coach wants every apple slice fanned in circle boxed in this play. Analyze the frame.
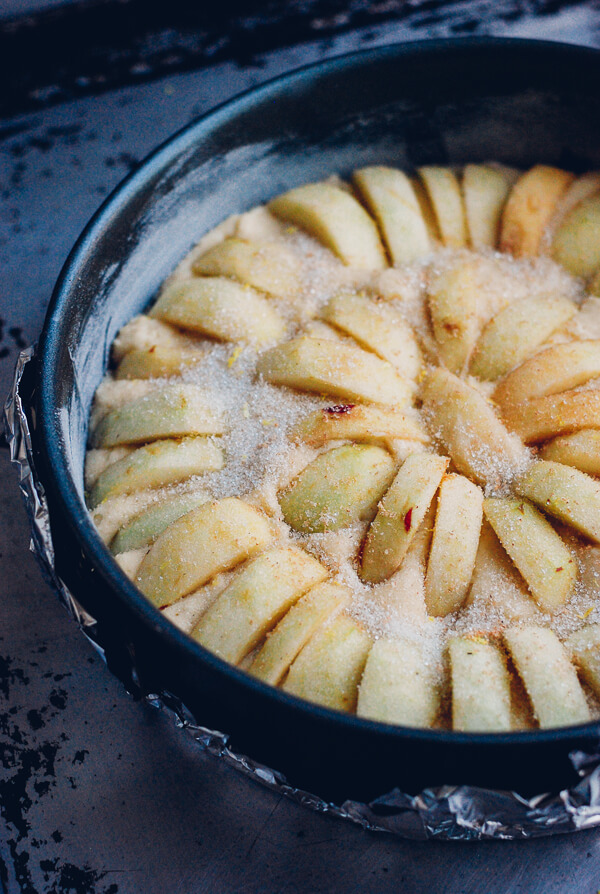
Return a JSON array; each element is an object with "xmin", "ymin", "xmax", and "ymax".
[
  {"xmin": 469, "ymin": 294, "xmax": 576, "ymax": 381},
  {"xmin": 465, "ymin": 521, "xmax": 541, "ymax": 625},
  {"xmin": 115, "ymin": 345, "xmax": 203, "ymax": 380},
  {"xmin": 493, "ymin": 340, "xmax": 600, "ymax": 408},
  {"xmin": 541, "ymin": 429, "xmax": 600, "ymax": 476},
  {"xmin": 279, "ymin": 444, "xmax": 396, "ymax": 534},
  {"xmin": 567, "ymin": 624, "xmax": 600, "ymax": 698},
  {"xmin": 161, "ymin": 586, "xmax": 222, "ymax": 636},
  {"xmin": 292, "ymin": 404, "xmax": 427, "ymax": 448},
  {"xmin": 268, "ymin": 181, "xmax": 387, "ymax": 270},
  {"xmin": 191, "ymin": 237, "xmax": 302, "ymax": 299},
  {"xmin": 89, "ymin": 437, "xmax": 223, "ymax": 508},
  {"xmin": 483, "ymin": 496, "xmax": 577, "ymax": 613},
  {"xmin": 427, "ymin": 259, "xmax": 482, "ymax": 375},
  {"xmin": 91, "ymin": 383, "xmax": 226, "ymax": 448},
  {"xmin": 360, "ymin": 452, "xmax": 448, "ymax": 584},
  {"xmin": 249, "ymin": 581, "xmax": 349, "ymax": 686},
  {"xmin": 89, "ymin": 380, "xmax": 154, "ymax": 433},
  {"xmin": 110, "ymin": 489, "xmax": 210, "ymax": 555},
  {"xmin": 319, "ymin": 293, "xmax": 422, "ymax": 380},
  {"xmin": 91, "ymin": 486, "xmax": 169, "ymax": 544},
  {"xmin": 421, "ymin": 368, "xmax": 526, "ymax": 488},
  {"xmin": 417, "ymin": 166, "xmax": 467, "ymax": 248},
  {"xmin": 410, "ymin": 176, "xmax": 441, "ymax": 240},
  {"xmin": 516, "ymin": 460, "xmax": 600, "ymax": 544},
  {"xmin": 135, "ymin": 497, "xmax": 273, "ymax": 608},
  {"xmin": 504, "ymin": 627, "xmax": 590, "ymax": 728},
  {"xmin": 543, "ymin": 171, "xmax": 600, "ymax": 249},
  {"xmin": 499, "ymin": 165, "xmax": 574, "ymax": 257},
  {"xmin": 151, "ymin": 277, "xmax": 286, "ymax": 344},
  {"xmin": 357, "ymin": 638, "xmax": 441, "ymax": 728},
  {"xmin": 256, "ymin": 336, "xmax": 412, "ymax": 407},
  {"xmin": 449, "ymin": 637, "xmax": 512, "ymax": 732},
  {"xmin": 551, "ymin": 192, "xmax": 600, "ymax": 278},
  {"xmin": 352, "ymin": 166, "xmax": 432, "ymax": 264},
  {"xmin": 462, "ymin": 163, "xmax": 519, "ymax": 249},
  {"xmin": 501, "ymin": 388, "xmax": 600, "ymax": 445},
  {"xmin": 111, "ymin": 314, "xmax": 197, "ymax": 362},
  {"xmin": 192, "ymin": 547, "xmax": 328, "ymax": 665},
  {"xmin": 282, "ymin": 614, "xmax": 371, "ymax": 712},
  {"xmin": 425, "ymin": 474, "xmax": 483, "ymax": 618}
]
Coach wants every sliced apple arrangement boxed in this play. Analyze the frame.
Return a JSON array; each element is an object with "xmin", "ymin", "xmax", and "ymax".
[{"xmin": 86, "ymin": 162, "xmax": 600, "ymax": 732}]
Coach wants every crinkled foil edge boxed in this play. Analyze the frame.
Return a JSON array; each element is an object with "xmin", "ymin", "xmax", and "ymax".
[{"xmin": 6, "ymin": 346, "xmax": 600, "ymax": 841}]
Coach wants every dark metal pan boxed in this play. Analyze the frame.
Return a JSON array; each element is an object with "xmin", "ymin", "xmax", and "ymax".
[{"xmin": 34, "ymin": 38, "xmax": 600, "ymax": 804}]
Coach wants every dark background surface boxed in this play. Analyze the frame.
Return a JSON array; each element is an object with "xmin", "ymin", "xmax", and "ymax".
[{"xmin": 3, "ymin": 2, "xmax": 600, "ymax": 892}]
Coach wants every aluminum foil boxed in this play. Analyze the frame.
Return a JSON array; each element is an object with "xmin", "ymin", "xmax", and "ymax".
[{"xmin": 7, "ymin": 345, "xmax": 600, "ymax": 841}]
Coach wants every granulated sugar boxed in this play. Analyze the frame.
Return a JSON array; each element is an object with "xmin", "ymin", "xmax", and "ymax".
[{"xmin": 87, "ymin": 199, "xmax": 600, "ymax": 659}]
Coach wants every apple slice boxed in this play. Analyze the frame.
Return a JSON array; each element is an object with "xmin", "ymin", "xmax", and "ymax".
[
  {"xmin": 360, "ymin": 452, "xmax": 448, "ymax": 584},
  {"xmin": 268, "ymin": 181, "xmax": 387, "ymax": 269},
  {"xmin": 110, "ymin": 489, "xmax": 210, "ymax": 554},
  {"xmin": 493, "ymin": 340, "xmax": 600, "ymax": 408},
  {"xmin": 356, "ymin": 638, "xmax": 440, "ymax": 728},
  {"xmin": 248, "ymin": 581, "xmax": 349, "ymax": 685},
  {"xmin": 291, "ymin": 404, "xmax": 427, "ymax": 448},
  {"xmin": 91, "ymin": 383, "xmax": 226, "ymax": 448},
  {"xmin": 161, "ymin": 586, "xmax": 222, "ymax": 635},
  {"xmin": 319, "ymin": 293, "xmax": 422, "ymax": 380},
  {"xmin": 111, "ymin": 314, "xmax": 196, "ymax": 362},
  {"xmin": 501, "ymin": 388, "xmax": 600, "ymax": 445},
  {"xmin": 151, "ymin": 277, "xmax": 286, "ymax": 344},
  {"xmin": 115, "ymin": 345, "xmax": 203, "ymax": 380},
  {"xmin": 483, "ymin": 496, "xmax": 576, "ymax": 612},
  {"xmin": 191, "ymin": 237, "xmax": 302, "ymax": 298},
  {"xmin": 85, "ymin": 446, "xmax": 134, "ymax": 489},
  {"xmin": 421, "ymin": 368, "xmax": 526, "ymax": 488},
  {"xmin": 425, "ymin": 474, "xmax": 483, "ymax": 617},
  {"xmin": 449, "ymin": 637, "xmax": 512, "ymax": 732},
  {"xmin": 256, "ymin": 336, "xmax": 412, "ymax": 407},
  {"xmin": 465, "ymin": 521, "xmax": 539, "ymax": 625},
  {"xmin": 279, "ymin": 444, "xmax": 396, "ymax": 534},
  {"xmin": 282, "ymin": 614, "xmax": 371, "ymax": 712},
  {"xmin": 418, "ymin": 166, "xmax": 467, "ymax": 248},
  {"xmin": 114, "ymin": 548, "xmax": 147, "ymax": 580},
  {"xmin": 469, "ymin": 294, "xmax": 576, "ymax": 381},
  {"xmin": 352, "ymin": 166, "xmax": 432, "ymax": 264},
  {"xmin": 499, "ymin": 165, "xmax": 574, "ymax": 256},
  {"xmin": 462, "ymin": 163, "xmax": 519, "ymax": 249},
  {"xmin": 516, "ymin": 460, "xmax": 600, "ymax": 543},
  {"xmin": 193, "ymin": 547, "xmax": 328, "ymax": 664},
  {"xmin": 89, "ymin": 437, "xmax": 223, "ymax": 508},
  {"xmin": 427, "ymin": 258, "xmax": 482, "ymax": 375},
  {"xmin": 91, "ymin": 488, "xmax": 162, "ymax": 544},
  {"xmin": 544, "ymin": 171, "xmax": 600, "ymax": 248},
  {"xmin": 89, "ymin": 379, "xmax": 154, "ymax": 431},
  {"xmin": 541, "ymin": 429, "xmax": 600, "ymax": 476},
  {"xmin": 551, "ymin": 192, "xmax": 600, "ymax": 278},
  {"xmin": 410, "ymin": 176, "xmax": 440, "ymax": 240},
  {"xmin": 567, "ymin": 624, "xmax": 600, "ymax": 697},
  {"xmin": 136, "ymin": 497, "xmax": 273, "ymax": 607},
  {"xmin": 504, "ymin": 627, "xmax": 590, "ymax": 728}
]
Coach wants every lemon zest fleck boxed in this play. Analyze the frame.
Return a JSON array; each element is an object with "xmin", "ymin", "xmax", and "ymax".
[{"xmin": 228, "ymin": 346, "xmax": 243, "ymax": 368}]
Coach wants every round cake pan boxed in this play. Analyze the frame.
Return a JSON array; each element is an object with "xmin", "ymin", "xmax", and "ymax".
[{"xmin": 34, "ymin": 37, "xmax": 600, "ymax": 804}]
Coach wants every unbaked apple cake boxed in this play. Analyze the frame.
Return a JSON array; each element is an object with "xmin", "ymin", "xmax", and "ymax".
[{"xmin": 86, "ymin": 163, "xmax": 600, "ymax": 732}]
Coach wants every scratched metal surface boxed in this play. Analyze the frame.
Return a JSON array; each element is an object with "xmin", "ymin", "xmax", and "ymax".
[{"xmin": 3, "ymin": 3, "xmax": 600, "ymax": 892}]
